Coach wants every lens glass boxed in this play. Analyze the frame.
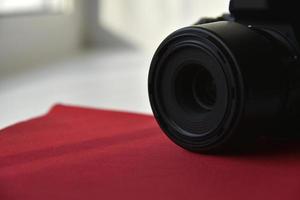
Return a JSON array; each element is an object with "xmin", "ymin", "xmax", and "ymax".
[{"xmin": 175, "ymin": 64, "xmax": 217, "ymax": 113}]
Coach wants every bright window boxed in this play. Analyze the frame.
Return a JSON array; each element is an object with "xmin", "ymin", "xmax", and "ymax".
[{"xmin": 0, "ymin": 0, "xmax": 71, "ymax": 15}]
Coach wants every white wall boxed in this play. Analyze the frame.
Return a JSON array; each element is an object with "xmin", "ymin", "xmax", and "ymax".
[
  {"xmin": 0, "ymin": 0, "xmax": 84, "ymax": 78},
  {"xmin": 81, "ymin": 0, "xmax": 133, "ymax": 48},
  {"xmin": 100, "ymin": 0, "xmax": 230, "ymax": 52}
]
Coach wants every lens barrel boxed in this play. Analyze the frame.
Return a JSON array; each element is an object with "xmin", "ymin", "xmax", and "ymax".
[{"xmin": 148, "ymin": 21, "xmax": 295, "ymax": 152}]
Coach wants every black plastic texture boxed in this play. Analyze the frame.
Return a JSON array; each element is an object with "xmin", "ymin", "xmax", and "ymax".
[{"xmin": 230, "ymin": 0, "xmax": 300, "ymax": 21}]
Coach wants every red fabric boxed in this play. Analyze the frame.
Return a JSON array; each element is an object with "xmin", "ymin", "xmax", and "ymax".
[{"xmin": 1, "ymin": 105, "xmax": 300, "ymax": 200}]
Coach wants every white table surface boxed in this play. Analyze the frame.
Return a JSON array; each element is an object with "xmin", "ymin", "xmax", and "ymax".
[{"xmin": 0, "ymin": 49, "xmax": 153, "ymax": 129}]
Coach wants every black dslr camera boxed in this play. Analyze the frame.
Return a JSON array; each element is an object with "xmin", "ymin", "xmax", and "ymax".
[{"xmin": 148, "ymin": 0, "xmax": 300, "ymax": 153}]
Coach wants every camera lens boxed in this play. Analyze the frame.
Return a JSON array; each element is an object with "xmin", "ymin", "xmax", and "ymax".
[{"xmin": 149, "ymin": 21, "xmax": 290, "ymax": 153}]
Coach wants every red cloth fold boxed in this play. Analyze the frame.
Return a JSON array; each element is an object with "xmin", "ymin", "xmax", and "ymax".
[{"xmin": 1, "ymin": 105, "xmax": 300, "ymax": 200}]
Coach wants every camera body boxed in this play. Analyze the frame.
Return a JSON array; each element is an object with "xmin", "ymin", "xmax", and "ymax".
[{"xmin": 148, "ymin": 0, "xmax": 300, "ymax": 153}]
